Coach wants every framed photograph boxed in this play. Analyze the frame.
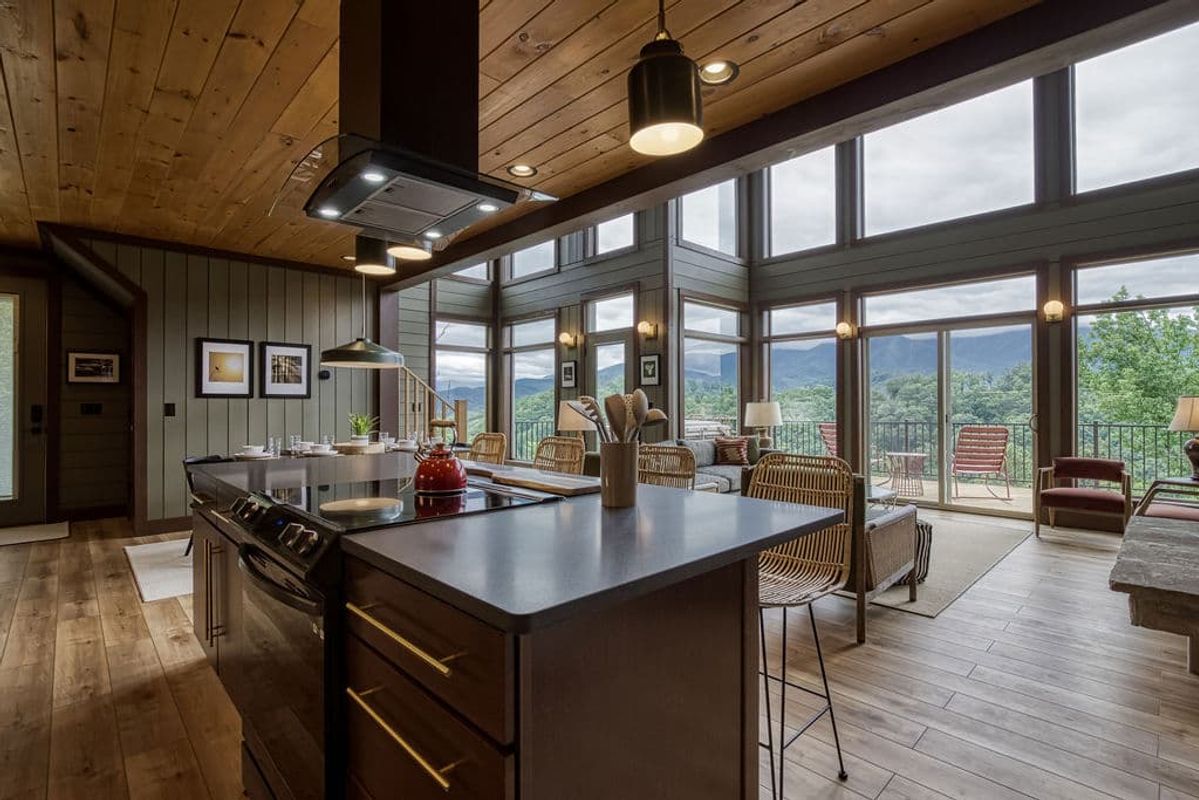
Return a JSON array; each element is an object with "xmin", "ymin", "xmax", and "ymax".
[
  {"xmin": 560, "ymin": 360, "xmax": 577, "ymax": 389},
  {"xmin": 195, "ymin": 338, "xmax": 254, "ymax": 398},
  {"xmin": 67, "ymin": 351, "xmax": 120, "ymax": 384},
  {"xmin": 639, "ymin": 354, "xmax": 660, "ymax": 386},
  {"xmin": 259, "ymin": 341, "xmax": 312, "ymax": 399}
]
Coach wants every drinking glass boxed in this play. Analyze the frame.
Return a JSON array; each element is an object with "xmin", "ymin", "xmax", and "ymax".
[{"xmin": 322, "ymin": 434, "xmax": 334, "ymax": 447}]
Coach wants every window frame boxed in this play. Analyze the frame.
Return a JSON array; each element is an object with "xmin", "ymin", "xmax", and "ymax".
[
  {"xmin": 761, "ymin": 297, "xmax": 841, "ymax": 456},
  {"xmin": 502, "ymin": 312, "xmax": 559, "ymax": 462},
  {"xmin": 764, "ymin": 146, "xmax": 840, "ymax": 259},
  {"xmin": 676, "ymin": 178, "xmax": 745, "ymax": 262},
  {"xmin": 679, "ymin": 293, "xmax": 747, "ymax": 435},
  {"xmin": 586, "ymin": 212, "xmax": 638, "ymax": 260},
  {"xmin": 442, "ymin": 261, "xmax": 492, "ymax": 284},
  {"xmin": 505, "ymin": 239, "xmax": 560, "ymax": 284},
  {"xmin": 431, "ymin": 315, "xmax": 493, "ymax": 439}
]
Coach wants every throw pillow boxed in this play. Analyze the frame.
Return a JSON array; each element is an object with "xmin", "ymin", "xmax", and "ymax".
[{"xmin": 714, "ymin": 436, "xmax": 750, "ymax": 466}]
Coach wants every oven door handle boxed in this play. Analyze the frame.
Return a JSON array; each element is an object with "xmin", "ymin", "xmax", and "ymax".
[{"xmin": 237, "ymin": 544, "xmax": 323, "ymax": 616}]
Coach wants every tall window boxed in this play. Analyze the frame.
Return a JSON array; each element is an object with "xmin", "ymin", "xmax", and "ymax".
[
  {"xmin": 1075, "ymin": 253, "xmax": 1199, "ymax": 491},
  {"xmin": 586, "ymin": 292, "xmax": 635, "ymax": 398},
  {"xmin": 680, "ymin": 180, "xmax": 737, "ymax": 255},
  {"xmin": 434, "ymin": 320, "xmax": 490, "ymax": 440},
  {"xmin": 506, "ymin": 317, "xmax": 556, "ymax": 461},
  {"xmin": 510, "ymin": 240, "xmax": 556, "ymax": 280},
  {"xmin": 864, "ymin": 81, "xmax": 1034, "ymax": 236},
  {"xmin": 682, "ymin": 300, "xmax": 742, "ymax": 437},
  {"xmin": 1075, "ymin": 21, "xmax": 1199, "ymax": 192},
  {"xmin": 451, "ymin": 262, "xmax": 489, "ymax": 280},
  {"xmin": 766, "ymin": 301, "xmax": 837, "ymax": 455},
  {"xmin": 595, "ymin": 214, "xmax": 635, "ymax": 255},
  {"xmin": 768, "ymin": 147, "xmax": 836, "ymax": 256}
]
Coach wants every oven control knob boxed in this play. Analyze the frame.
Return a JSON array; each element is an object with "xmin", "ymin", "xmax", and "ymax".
[
  {"xmin": 279, "ymin": 522, "xmax": 304, "ymax": 546},
  {"xmin": 296, "ymin": 530, "xmax": 322, "ymax": 556}
]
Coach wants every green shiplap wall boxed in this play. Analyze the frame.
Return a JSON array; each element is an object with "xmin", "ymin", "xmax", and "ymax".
[{"xmin": 85, "ymin": 238, "xmax": 376, "ymax": 522}]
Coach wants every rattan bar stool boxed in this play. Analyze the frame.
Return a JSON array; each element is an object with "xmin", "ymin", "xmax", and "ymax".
[
  {"xmin": 467, "ymin": 432, "xmax": 507, "ymax": 465},
  {"xmin": 531, "ymin": 435, "xmax": 585, "ymax": 474},
  {"xmin": 637, "ymin": 444, "xmax": 696, "ymax": 489},
  {"xmin": 747, "ymin": 453, "xmax": 853, "ymax": 799}
]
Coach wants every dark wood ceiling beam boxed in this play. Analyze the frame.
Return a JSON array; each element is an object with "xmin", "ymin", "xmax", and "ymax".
[{"xmin": 386, "ymin": 0, "xmax": 1195, "ymax": 289}]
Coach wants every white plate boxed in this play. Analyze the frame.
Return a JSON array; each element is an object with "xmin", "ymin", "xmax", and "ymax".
[
  {"xmin": 237, "ymin": 452, "xmax": 275, "ymax": 460},
  {"xmin": 307, "ymin": 449, "xmax": 339, "ymax": 457}
]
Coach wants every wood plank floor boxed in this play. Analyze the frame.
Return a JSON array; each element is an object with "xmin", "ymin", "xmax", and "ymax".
[{"xmin": 0, "ymin": 513, "xmax": 1196, "ymax": 799}]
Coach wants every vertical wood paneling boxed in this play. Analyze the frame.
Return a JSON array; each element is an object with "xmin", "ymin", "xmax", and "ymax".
[
  {"xmin": 302, "ymin": 272, "xmax": 321, "ymax": 441},
  {"xmin": 185, "ymin": 255, "xmax": 209, "ymax": 464},
  {"xmin": 266, "ymin": 267, "xmax": 286, "ymax": 442},
  {"xmin": 245, "ymin": 263, "xmax": 268, "ymax": 448},
  {"xmin": 336, "ymin": 276, "xmax": 353, "ymax": 440},
  {"xmin": 116, "ymin": 244, "xmax": 141, "ymax": 286},
  {"xmin": 319, "ymin": 274, "xmax": 337, "ymax": 440},
  {"xmin": 227, "ymin": 261, "xmax": 249, "ymax": 452},
  {"xmin": 284, "ymin": 269, "xmax": 304, "ymax": 439},
  {"xmin": 350, "ymin": 272, "xmax": 365, "ymax": 422},
  {"xmin": 142, "ymin": 250, "xmax": 164, "ymax": 519},
  {"xmin": 206, "ymin": 259, "xmax": 229, "ymax": 456},
  {"xmin": 162, "ymin": 251, "xmax": 188, "ymax": 518}
]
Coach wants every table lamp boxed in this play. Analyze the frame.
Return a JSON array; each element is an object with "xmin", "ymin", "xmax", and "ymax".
[
  {"xmin": 744, "ymin": 401, "xmax": 782, "ymax": 448},
  {"xmin": 1168, "ymin": 396, "xmax": 1199, "ymax": 480},
  {"xmin": 558, "ymin": 400, "xmax": 596, "ymax": 439}
]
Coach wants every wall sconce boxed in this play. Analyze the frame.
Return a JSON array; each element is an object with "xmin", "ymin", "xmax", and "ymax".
[
  {"xmin": 835, "ymin": 321, "xmax": 855, "ymax": 340},
  {"xmin": 558, "ymin": 331, "xmax": 577, "ymax": 348},
  {"xmin": 636, "ymin": 320, "xmax": 658, "ymax": 339},
  {"xmin": 1043, "ymin": 299, "xmax": 1065, "ymax": 323}
]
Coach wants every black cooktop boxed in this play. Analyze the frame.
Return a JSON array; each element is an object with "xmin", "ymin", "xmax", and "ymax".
[{"xmin": 259, "ymin": 479, "xmax": 548, "ymax": 533}]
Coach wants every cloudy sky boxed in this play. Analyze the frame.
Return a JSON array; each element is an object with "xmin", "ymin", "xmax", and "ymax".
[{"xmin": 864, "ymin": 275, "xmax": 1037, "ymax": 327}]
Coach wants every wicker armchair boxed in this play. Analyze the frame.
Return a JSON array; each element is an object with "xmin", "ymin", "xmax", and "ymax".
[
  {"xmin": 467, "ymin": 432, "xmax": 507, "ymax": 465},
  {"xmin": 531, "ymin": 436, "xmax": 585, "ymax": 475},
  {"xmin": 637, "ymin": 445, "xmax": 696, "ymax": 489},
  {"xmin": 747, "ymin": 453, "xmax": 852, "ymax": 795}
]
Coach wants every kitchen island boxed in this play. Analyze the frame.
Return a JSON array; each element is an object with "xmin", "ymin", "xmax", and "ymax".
[{"xmin": 187, "ymin": 453, "xmax": 842, "ymax": 800}]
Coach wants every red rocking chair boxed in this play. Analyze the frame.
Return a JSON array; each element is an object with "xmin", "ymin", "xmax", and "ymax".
[{"xmin": 950, "ymin": 425, "xmax": 1011, "ymax": 500}]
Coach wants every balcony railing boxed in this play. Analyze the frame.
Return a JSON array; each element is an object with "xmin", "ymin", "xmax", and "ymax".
[{"xmin": 512, "ymin": 419, "xmax": 555, "ymax": 462}]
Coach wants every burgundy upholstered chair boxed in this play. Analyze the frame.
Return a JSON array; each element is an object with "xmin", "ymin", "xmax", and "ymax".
[{"xmin": 1034, "ymin": 457, "xmax": 1131, "ymax": 537}]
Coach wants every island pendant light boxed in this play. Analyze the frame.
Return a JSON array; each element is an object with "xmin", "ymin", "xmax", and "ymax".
[
  {"xmin": 320, "ymin": 271, "xmax": 404, "ymax": 369},
  {"xmin": 627, "ymin": 0, "xmax": 704, "ymax": 157}
]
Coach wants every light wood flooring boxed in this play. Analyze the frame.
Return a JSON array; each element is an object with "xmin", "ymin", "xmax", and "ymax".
[{"xmin": 1, "ymin": 513, "xmax": 1196, "ymax": 799}]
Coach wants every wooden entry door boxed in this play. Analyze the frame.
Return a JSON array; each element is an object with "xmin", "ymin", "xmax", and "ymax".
[{"xmin": 0, "ymin": 276, "xmax": 49, "ymax": 527}]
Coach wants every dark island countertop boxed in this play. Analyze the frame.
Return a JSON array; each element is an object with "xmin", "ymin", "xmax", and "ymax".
[{"xmin": 189, "ymin": 453, "xmax": 843, "ymax": 633}]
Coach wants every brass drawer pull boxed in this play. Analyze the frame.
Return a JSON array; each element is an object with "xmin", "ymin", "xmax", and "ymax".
[
  {"xmin": 345, "ymin": 602, "xmax": 463, "ymax": 677},
  {"xmin": 346, "ymin": 686, "xmax": 463, "ymax": 792}
]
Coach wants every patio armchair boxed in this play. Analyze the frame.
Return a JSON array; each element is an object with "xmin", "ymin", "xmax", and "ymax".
[
  {"xmin": 818, "ymin": 422, "xmax": 839, "ymax": 457},
  {"xmin": 950, "ymin": 425, "xmax": 1011, "ymax": 500},
  {"xmin": 1034, "ymin": 456, "xmax": 1132, "ymax": 537}
]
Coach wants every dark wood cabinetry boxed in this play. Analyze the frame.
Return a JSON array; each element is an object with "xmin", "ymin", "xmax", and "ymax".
[
  {"xmin": 191, "ymin": 511, "xmax": 243, "ymax": 677},
  {"xmin": 342, "ymin": 553, "xmax": 756, "ymax": 799}
]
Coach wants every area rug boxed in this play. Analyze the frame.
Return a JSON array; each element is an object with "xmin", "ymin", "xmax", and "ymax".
[
  {"xmin": 0, "ymin": 521, "xmax": 70, "ymax": 546},
  {"xmin": 864, "ymin": 516, "xmax": 1030, "ymax": 617},
  {"xmin": 124, "ymin": 539, "xmax": 192, "ymax": 602}
]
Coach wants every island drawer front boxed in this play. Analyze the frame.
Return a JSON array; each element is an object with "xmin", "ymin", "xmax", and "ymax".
[
  {"xmin": 344, "ymin": 556, "xmax": 513, "ymax": 744},
  {"xmin": 346, "ymin": 633, "xmax": 514, "ymax": 800}
]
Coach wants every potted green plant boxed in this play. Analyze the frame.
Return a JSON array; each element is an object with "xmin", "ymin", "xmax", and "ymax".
[{"xmin": 347, "ymin": 413, "xmax": 378, "ymax": 445}]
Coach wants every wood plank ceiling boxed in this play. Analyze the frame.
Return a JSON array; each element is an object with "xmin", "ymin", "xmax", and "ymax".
[{"xmin": 0, "ymin": 0, "xmax": 1038, "ymax": 269}]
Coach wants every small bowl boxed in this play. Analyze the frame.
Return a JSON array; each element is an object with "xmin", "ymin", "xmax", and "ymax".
[{"xmin": 241, "ymin": 445, "xmax": 265, "ymax": 455}]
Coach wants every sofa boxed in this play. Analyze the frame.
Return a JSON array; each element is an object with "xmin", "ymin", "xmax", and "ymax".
[{"xmin": 582, "ymin": 437, "xmax": 771, "ymax": 493}]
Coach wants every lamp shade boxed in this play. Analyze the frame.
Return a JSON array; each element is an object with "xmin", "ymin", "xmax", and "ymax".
[
  {"xmin": 320, "ymin": 337, "xmax": 404, "ymax": 369},
  {"xmin": 1168, "ymin": 396, "xmax": 1199, "ymax": 432},
  {"xmin": 627, "ymin": 37, "xmax": 704, "ymax": 156},
  {"xmin": 744, "ymin": 401, "xmax": 782, "ymax": 428},
  {"xmin": 353, "ymin": 236, "xmax": 395, "ymax": 275},
  {"xmin": 558, "ymin": 400, "xmax": 597, "ymax": 432}
]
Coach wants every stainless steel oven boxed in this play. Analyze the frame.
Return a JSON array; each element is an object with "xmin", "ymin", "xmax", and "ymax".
[{"xmin": 234, "ymin": 542, "xmax": 332, "ymax": 800}]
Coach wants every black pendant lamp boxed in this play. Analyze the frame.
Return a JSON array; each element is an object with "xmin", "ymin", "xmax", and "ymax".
[
  {"xmin": 320, "ymin": 267, "xmax": 404, "ymax": 370},
  {"xmin": 352, "ymin": 235, "xmax": 396, "ymax": 276},
  {"xmin": 627, "ymin": 0, "xmax": 703, "ymax": 157}
]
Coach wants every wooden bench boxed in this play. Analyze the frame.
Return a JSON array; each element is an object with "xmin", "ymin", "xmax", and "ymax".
[{"xmin": 1109, "ymin": 515, "xmax": 1199, "ymax": 675}]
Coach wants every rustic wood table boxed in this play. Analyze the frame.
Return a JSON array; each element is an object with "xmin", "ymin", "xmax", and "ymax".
[{"xmin": 1109, "ymin": 515, "xmax": 1199, "ymax": 674}]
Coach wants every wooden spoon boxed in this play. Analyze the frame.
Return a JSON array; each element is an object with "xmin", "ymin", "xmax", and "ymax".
[
  {"xmin": 623, "ymin": 394, "xmax": 635, "ymax": 442},
  {"xmin": 604, "ymin": 394, "xmax": 627, "ymax": 443},
  {"xmin": 643, "ymin": 408, "xmax": 668, "ymax": 426},
  {"xmin": 631, "ymin": 389, "xmax": 649, "ymax": 429}
]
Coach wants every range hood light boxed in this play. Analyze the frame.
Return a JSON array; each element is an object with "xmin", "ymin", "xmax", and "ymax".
[
  {"xmin": 477, "ymin": 202, "xmax": 499, "ymax": 213},
  {"xmin": 361, "ymin": 170, "xmax": 387, "ymax": 183},
  {"xmin": 387, "ymin": 240, "xmax": 433, "ymax": 261},
  {"xmin": 318, "ymin": 206, "xmax": 341, "ymax": 218},
  {"xmin": 424, "ymin": 230, "xmax": 443, "ymax": 240},
  {"xmin": 628, "ymin": 0, "xmax": 703, "ymax": 157}
]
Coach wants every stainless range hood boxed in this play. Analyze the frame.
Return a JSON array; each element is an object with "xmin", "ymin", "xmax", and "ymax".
[{"xmin": 293, "ymin": 2, "xmax": 552, "ymax": 249}]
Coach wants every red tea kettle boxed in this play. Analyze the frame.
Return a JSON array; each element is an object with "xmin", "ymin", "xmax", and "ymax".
[{"xmin": 413, "ymin": 442, "xmax": 468, "ymax": 494}]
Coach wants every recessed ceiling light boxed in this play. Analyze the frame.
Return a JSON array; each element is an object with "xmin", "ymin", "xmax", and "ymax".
[
  {"xmin": 699, "ymin": 60, "xmax": 739, "ymax": 85},
  {"xmin": 361, "ymin": 170, "xmax": 387, "ymax": 183},
  {"xmin": 387, "ymin": 242, "xmax": 433, "ymax": 261},
  {"xmin": 507, "ymin": 164, "xmax": 537, "ymax": 178},
  {"xmin": 341, "ymin": 255, "xmax": 356, "ymax": 262},
  {"xmin": 318, "ymin": 206, "xmax": 340, "ymax": 218},
  {"xmin": 476, "ymin": 202, "xmax": 499, "ymax": 213},
  {"xmin": 424, "ymin": 230, "xmax": 443, "ymax": 240}
]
